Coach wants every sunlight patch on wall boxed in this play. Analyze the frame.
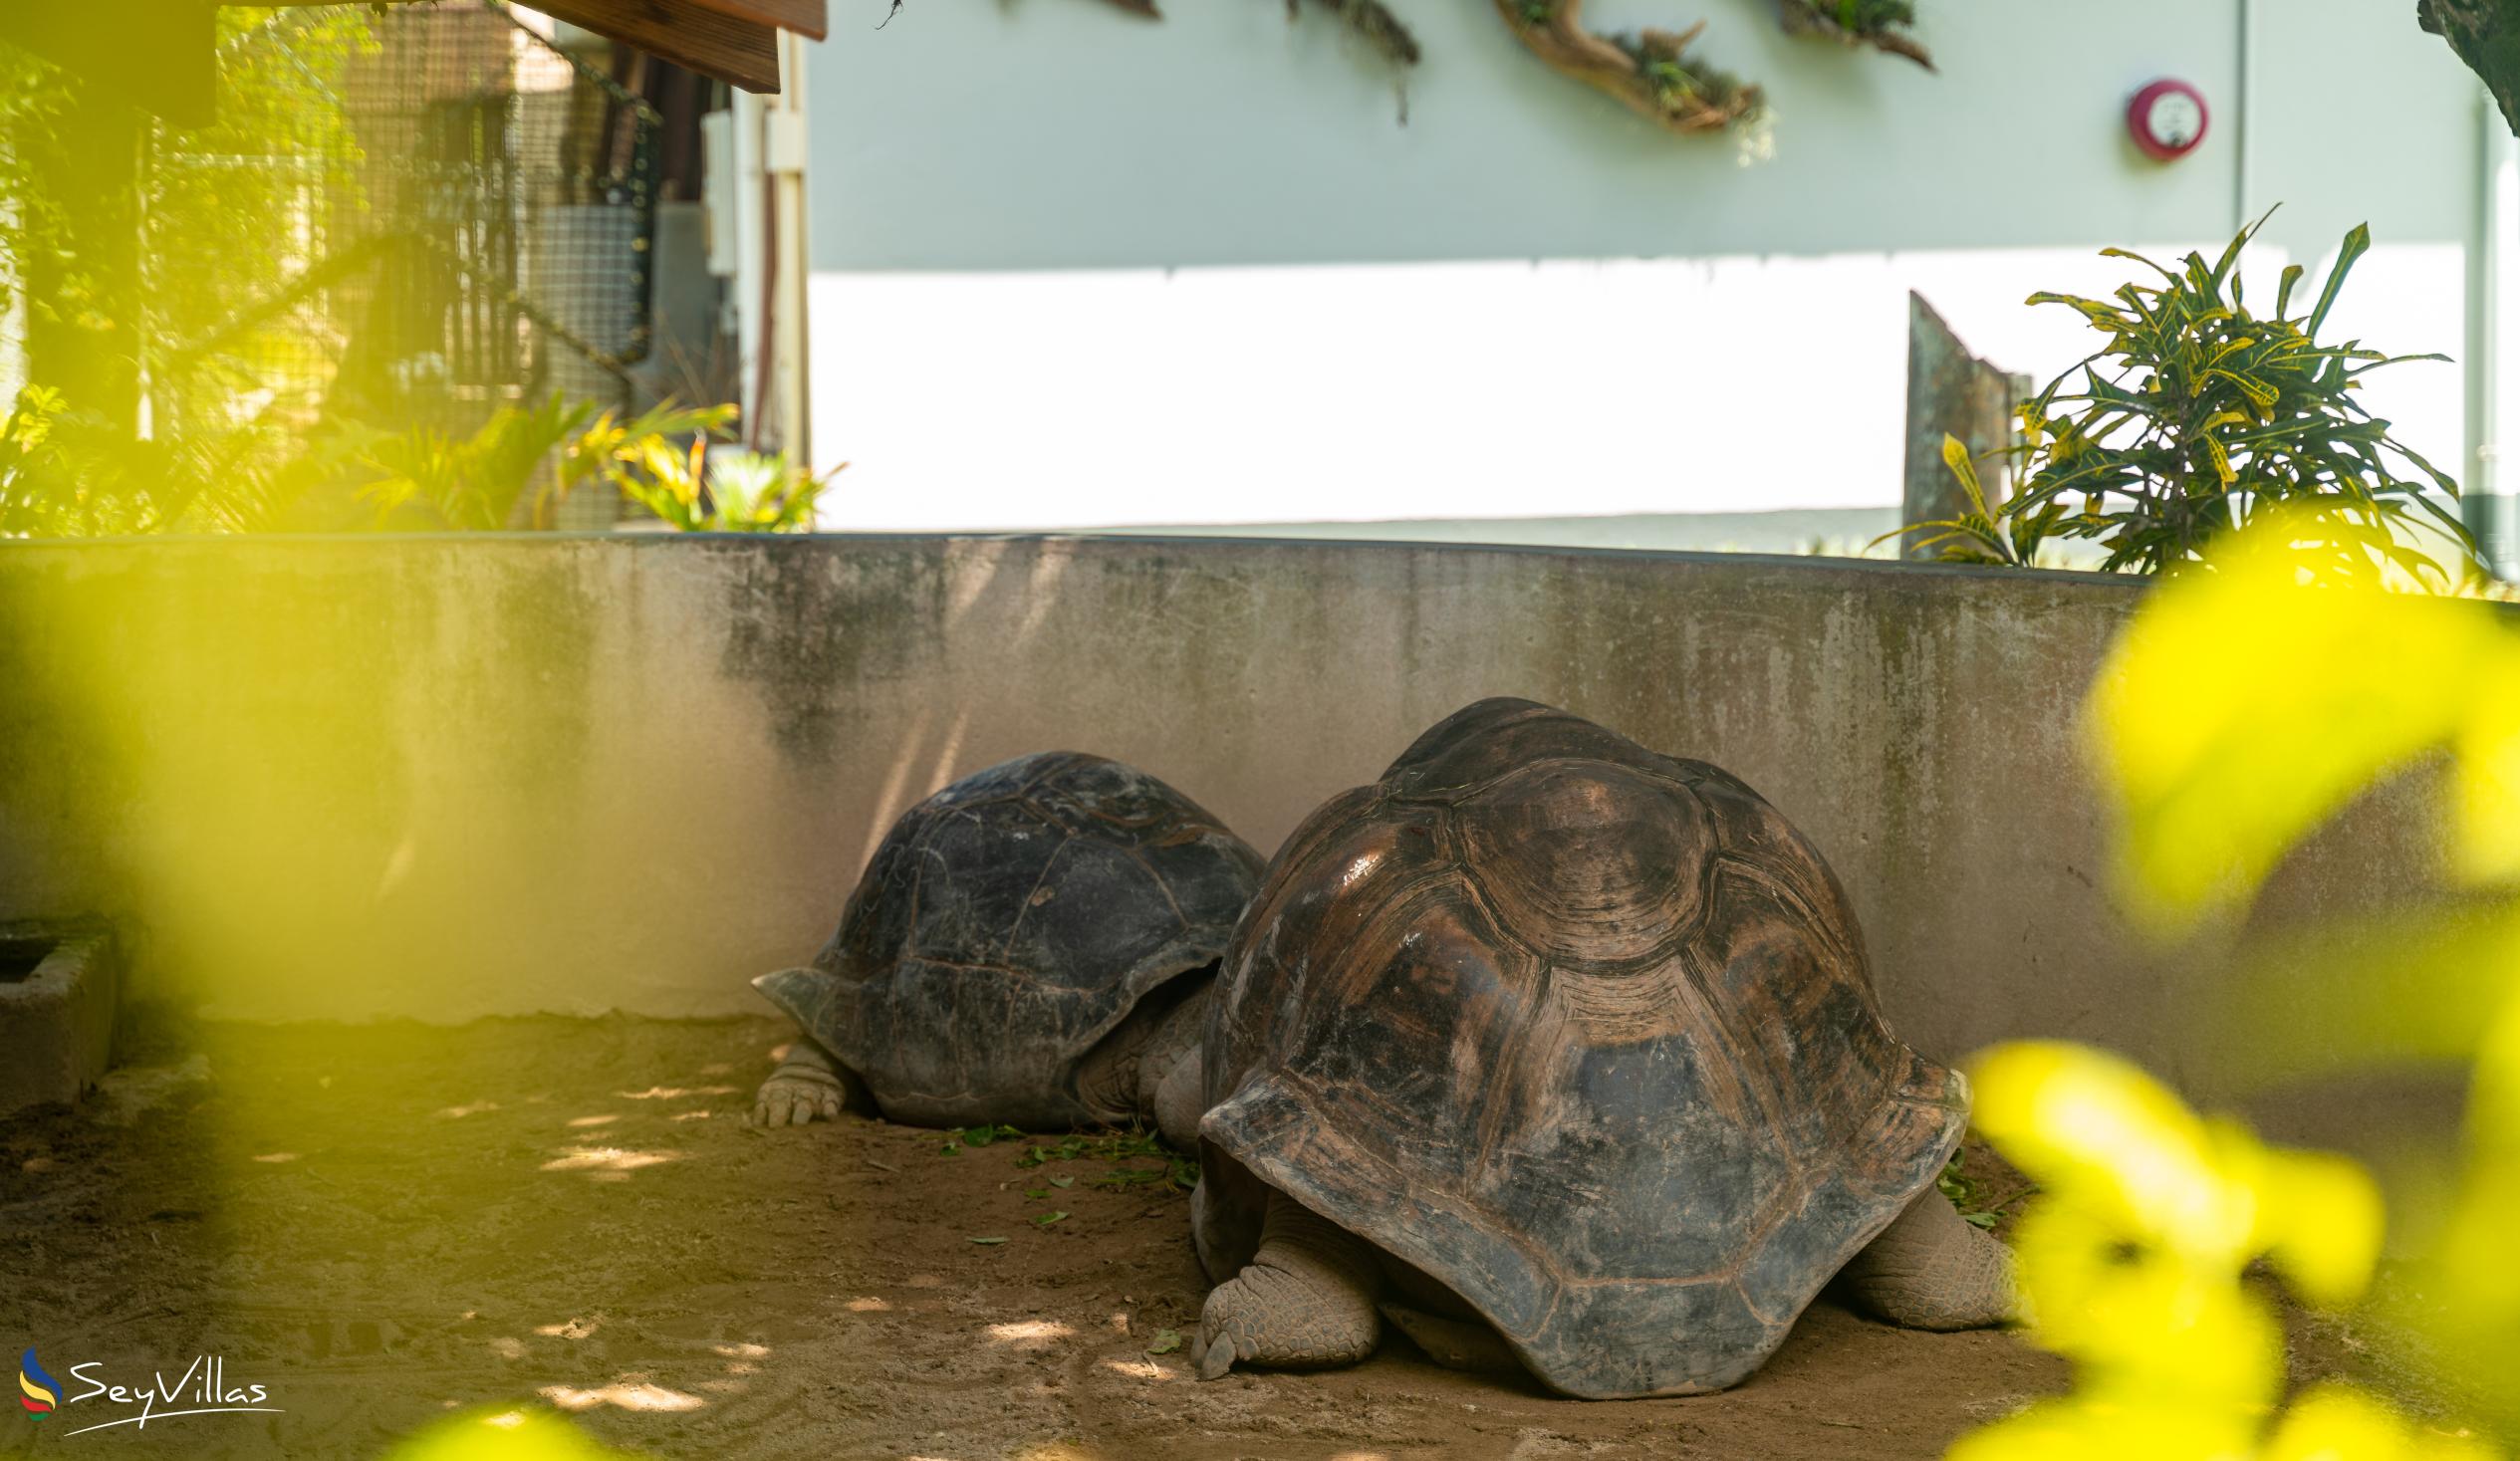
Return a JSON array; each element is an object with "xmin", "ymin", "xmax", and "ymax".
[{"xmin": 806, "ymin": 246, "xmax": 2467, "ymax": 536}]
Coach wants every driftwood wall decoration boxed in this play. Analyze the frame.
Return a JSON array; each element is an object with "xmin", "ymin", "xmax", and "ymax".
[
  {"xmin": 1775, "ymin": 0, "xmax": 1933, "ymax": 70},
  {"xmin": 1070, "ymin": 0, "xmax": 1931, "ymax": 132},
  {"xmin": 1289, "ymin": 0, "xmax": 1422, "ymax": 69},
  {"xmin": 1492, "ymin": 3, "xmax": 1757, "ymax": 133}
]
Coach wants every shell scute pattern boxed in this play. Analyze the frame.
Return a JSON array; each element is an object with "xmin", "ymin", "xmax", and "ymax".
[
  {"xmin": 768, "ymin": 751, "xmax": 1263, "ymax": 1131},
  {"xmin": 1197, "ymin": 698, "xmax": 1966, "ymax": 1396}
]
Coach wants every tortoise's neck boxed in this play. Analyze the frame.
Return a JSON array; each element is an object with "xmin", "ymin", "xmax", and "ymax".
[
  {"xmin": 1139, "ymin": 973, "xmax": 1213, "ymax": 1149},
  {"xmin": 1137, "ymin": 975, "xmax": 1210, "ymax": 1100},
  {"xmin": 1073, "ymin": 965, "xmax": 1215, "ymax": 1133}
]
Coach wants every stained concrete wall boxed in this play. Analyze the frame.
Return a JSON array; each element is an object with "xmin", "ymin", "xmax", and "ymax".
[{"xmin": 0, "ymin": 535, "xmax": 2453, "ymax": 1111}]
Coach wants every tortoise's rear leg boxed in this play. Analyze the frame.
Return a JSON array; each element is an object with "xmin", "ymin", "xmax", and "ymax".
[
  {"xmin": 1833, "ymin": 1186, "xmax": 2017, "ymax": 1331},
  {"xmin": 1377, "ymin": 1256, "xmax": 1521, "ymax": 1374},
  {"xmin": 751, "ymin": 1039, "xmax": 872, "ymax": 1127},
  {"xmin": 1194, "ymin": 1189, "xmax": 1383, "ymax": 1378},
  {"xmin": 1378, "ymin": 1304, "xmax": 1522, "ymax": 1374}
]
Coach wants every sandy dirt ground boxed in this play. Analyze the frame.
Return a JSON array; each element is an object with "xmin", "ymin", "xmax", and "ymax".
[{"xmin": 0, "ymin": 1015, "xmax": 2400, "ymax": 1460}]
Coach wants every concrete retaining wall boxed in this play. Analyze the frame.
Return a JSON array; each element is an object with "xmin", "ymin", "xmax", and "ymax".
[{"xmin": 0, "ymin": 534, "xmax": 2449, "ymax": 1108}]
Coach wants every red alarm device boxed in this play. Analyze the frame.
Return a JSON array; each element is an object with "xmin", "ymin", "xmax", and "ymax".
[{"xmin": 2128, "ymin": 80, "xmax": 2208, "ymax": 161}]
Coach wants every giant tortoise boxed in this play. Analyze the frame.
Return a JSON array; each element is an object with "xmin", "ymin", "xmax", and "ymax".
[
  {"xmin": 1188, "ymin": 698, "xmax": 2013, "ymax": 1397},
  {"xmin": 752, "ymin": 751, "xmax": 1263, "ymax": 1149}
]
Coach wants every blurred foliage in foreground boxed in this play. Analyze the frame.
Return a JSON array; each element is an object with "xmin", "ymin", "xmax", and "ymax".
[
  {"xmin": 3, "ymin": 13, "xmax": 825, "ymax": 539},
  {"xmin": 1893, "ymin": 214, "xmax": 2475, "ymax": 582},
  {"xmin": 378, "ymin": 1405, "xmax": 646, "ymax": 1460},
  {"xmin": 0, "ymin": 9, "xmax": 378, "ymax": 426},
  {"xmin": 1953, "ymin": 1045, "xmax": 2461, "ymax": 1460},
  {"xmin": 0, "ymin": 386, "xmax": 836, "ymax": 536},
  {"xmin": 1949, "ymin": 506, "xmax": 2520, "ymax": 1457}
]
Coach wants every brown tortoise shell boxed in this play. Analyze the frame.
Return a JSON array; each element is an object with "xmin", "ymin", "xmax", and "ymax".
[
  {"xmin": 1192, "ymin": 698, "xmax": 1966, "ymax": 1398},
  {"xmin": 757, "ymin": 752, "xmax": 1263, "ymax": 1131}
]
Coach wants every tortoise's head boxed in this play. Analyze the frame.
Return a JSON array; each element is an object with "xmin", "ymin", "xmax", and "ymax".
[{"xmin": 751, "ymin": 965, "xmax": 833, "ymax": 1032}]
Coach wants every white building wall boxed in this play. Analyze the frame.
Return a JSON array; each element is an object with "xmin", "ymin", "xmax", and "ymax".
[{"xmin": 799, "ymin": 0, "xmax": 2493, "ymax": 548}]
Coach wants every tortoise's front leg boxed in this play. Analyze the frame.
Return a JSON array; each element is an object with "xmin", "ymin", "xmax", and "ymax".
[
  {"xmin": 1193, "ymin": 1188, "xmax": 1384, "ymax": 1378},
  {"xmin": 1833, "ymin": 1186, "xmax": 2017, "ymax": 1330},
  {"xmin": 751, "ymin": 1038, "xmax": 869, "ymax": 1127}
]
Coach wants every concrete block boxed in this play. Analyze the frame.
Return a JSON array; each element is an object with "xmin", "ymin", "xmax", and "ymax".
[{"xmin": 0, "ymin": 924, "xmax": 119, "ymax": 1116}]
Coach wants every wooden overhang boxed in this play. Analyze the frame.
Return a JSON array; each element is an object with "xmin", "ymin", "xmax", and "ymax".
[{"xmin": 0, "ymin": 0, "xmax": 826, "ymax": 125}]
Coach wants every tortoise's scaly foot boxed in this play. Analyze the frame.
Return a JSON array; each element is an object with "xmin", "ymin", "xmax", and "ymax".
[
  {"xmin": 750, "ymin": 1044, "xmax": 862, "ymax": 1128},
  {"xmin": 1835, "ymin": 1185, "xmax": 2018, "ymax": 1331},
  {"xmin": 752, "ymin": 1065, "xmax": 843, "ymax": 1127},
  {"xmin": 1192, "ymin": 1189, "xmax": 1382, "ymax": 1379}
]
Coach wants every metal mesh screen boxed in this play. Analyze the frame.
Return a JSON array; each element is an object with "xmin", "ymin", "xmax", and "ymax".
[{"xmin": 150, "ymin": 2, "xmax": 659, "ymax": 443}]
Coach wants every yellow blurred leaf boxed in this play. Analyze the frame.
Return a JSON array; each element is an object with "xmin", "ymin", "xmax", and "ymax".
[
  {"xmin": 2408, "ymin": 1160, "xmax": 2520, "ymax": 1357},
  {"xmin": 2083, "ymin": 508, "xmax": 2504, "ymax": 933},
  {"xmin": 1946, "ymin": 1389, "xmax": 2262, "ymax": 1461},
  {"xmin": 1950, "ymin": 1041, "xmax": 2467, "ymax": 1460},
  {"xmin": 1971, "ymin": 1044, "xmax": 2381, "ymax": 1312},
  {"xmin": 2012, "ymin": 509, "xmax": 2520, "ymax": 1461},
  {"xmin": 380, "ymin": 1406, "xmax": 647, "ymax": 1461},
  {"xmin": 2451, "ymin": 640, "xmax": 2520, "ymax": 884},
  {"xmin": 2261, "ymin": 1385, "xmax": 2500, "ymax": 1461},
  {"xmin": 2471, "ymin": 992, "xmax": 2520, "ymax": 1161},
  {"xmin": 1968, "ymin": 1043, "xmax": 2242, "ymax": 1248},
  {"xmin": 2010, "ymin": 1201, "xmax": 2285, "ymax": 1404},
  {"xmin": 2248, "ymin": 1148, "xmax": 2384, "ymax": 1309},
  {"xmin": 2202, "ymin": 905, "xmax": 2520, "ymax": 1090}
]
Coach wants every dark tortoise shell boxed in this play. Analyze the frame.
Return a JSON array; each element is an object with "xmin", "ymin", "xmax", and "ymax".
[
  {"xmin": 760, "ymin": 751, "xmax": 1263, "ymax": 1130},
  {"xmin": 1194, "ymin": 698, "xmax": 1965, "ymax": 1397}
]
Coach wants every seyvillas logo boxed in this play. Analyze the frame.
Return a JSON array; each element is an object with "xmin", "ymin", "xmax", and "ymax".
[
  {"xmin": 18, "ymin": 1349, "xmax": 58, "ymax": 1418},
  {"xmin": 14, "ymin": 1350, "xmax": 282, "ymax": 1438}
]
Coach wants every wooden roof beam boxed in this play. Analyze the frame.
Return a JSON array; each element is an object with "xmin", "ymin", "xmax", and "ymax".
[
  {"xmin": 532, "ymin": 0, "xmax": 787, "ymax": 92},
  {"xmin": 689, "ymin": 0, "xmax": 825, "ymax": 43},
  {"xmin": 0, "ymin": 0, "xmax": 816, "ymax": 121}
]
